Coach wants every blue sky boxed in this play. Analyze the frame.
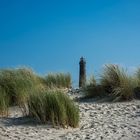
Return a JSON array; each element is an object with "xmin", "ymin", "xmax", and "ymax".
[{"xmin": 0, "ymin": 0, "xmax": 140, "ymax": 86}]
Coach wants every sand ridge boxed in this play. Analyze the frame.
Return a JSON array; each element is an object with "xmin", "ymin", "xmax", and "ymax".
[{"xmin": 0, "ymin": 98, "xmax": 140, "ymax": 140}]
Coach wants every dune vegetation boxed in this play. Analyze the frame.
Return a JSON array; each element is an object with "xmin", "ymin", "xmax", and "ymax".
[
  {"xmin": 84, "ymin": 64, "xmax": 140, "ymax": 101},
  {"xmin": 0, "ymin": 68, "xmax": 38, "ymax": 115},
  {"xmin": 1, "ymin": 64, "xmax": 140, "ymax": 127},
  {"xmin": 0, "ymin": 67, "xmax": 80, "ymax": 128},
  {"xmin": 0, "ymin": 68, "xmax": 45, "ymax": 114},
  {"xmin": 45, "ymin": 73, "xmax": 71, "ymax": 88},
  {"xmin": 28, "ymin": 90, "xmax": 79, "ymax": 128}
]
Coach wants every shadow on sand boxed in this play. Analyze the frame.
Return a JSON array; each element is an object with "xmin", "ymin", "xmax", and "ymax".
[{"xmin": 0, "ymin": 116, "xmax": 39, "ymax": 127}]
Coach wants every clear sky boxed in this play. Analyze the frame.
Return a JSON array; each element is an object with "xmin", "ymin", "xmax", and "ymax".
[{"xmin": 0, "ymin": 0, "xmax": 140, "ymax": 86}]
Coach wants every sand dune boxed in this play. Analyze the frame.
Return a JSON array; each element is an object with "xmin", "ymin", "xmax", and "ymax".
[{"xmin": 0, "ymin": 98, "xmax": 140, "ymax": 140}]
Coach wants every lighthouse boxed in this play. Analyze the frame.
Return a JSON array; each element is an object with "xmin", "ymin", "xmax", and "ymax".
[{"xmin": 79, "ymin": 57, "xmax": 86, "ymax": 88}]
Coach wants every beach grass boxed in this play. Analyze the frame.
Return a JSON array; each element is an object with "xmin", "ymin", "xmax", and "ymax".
[
  {"xmin": 134, "ymin": 68, "xmax": 140, "ymax": 99},
  {"xmin": 100, "ymin": 64, "xmax": 136, "ymax": 101},
  {"xmin": 84, "ymin": 64, "xmax": 137, "ymax": 101},
  {"xmin": 28, "ymin": 90, "xmax": 79, "ymax": 128},
  {"xmin": 0, "ymin": 68, "xmax": 73, "ymax": 118},
  {"xmin": 45, "ymin": 73, "xmax": 71, "ymax": 88},
  {"xmin": 0, "ymin": 68, "xmax": 46, "ymax": 115},
  {"xmin": 84, "ymin": 75, "xmax": 105, "ymax": 98},
  {"xmin": 0, "ymin": 87, "xmax": 9, "ymax": 116}
]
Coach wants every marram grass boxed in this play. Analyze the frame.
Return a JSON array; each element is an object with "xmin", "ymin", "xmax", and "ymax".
[
  {"xmin": 134, "ymin": 68, "xmax": 140, "ymax": 99},
  {"xmin": 28, "ymin": 90, "xmax": 79, "ymax": 128},
  {"xmin": 0, "ymin": 87, "xmax": 9, "ymax": 116},
  {"xmin": 45, "ymin": 73, "xmax": 71, "ymax": 88},
  {"xmin": 84, "ymin": 64, "xmax": 138, "ymax": 101},
  {"xmin": 84, "ymin": 75, "xmax": 105, "ymax": 98},
  {"xmin": 0, "ymin": 68, "xmax": 72, "ymax": 116},
  {"xmin": 100, "ymin": 64, "xmax": 136, "ymax": 101},
  {"xmin": 0, "ymin": 68, "xmax": 46, "ymax": 115}
]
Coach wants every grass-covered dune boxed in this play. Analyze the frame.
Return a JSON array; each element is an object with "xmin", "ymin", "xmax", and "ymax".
[
  {"xmin": 0, "ymin": 68, "xmax": 45, "ymax": 111},
  {"xmin": 1, "ymin": 64, "xmax": 140, "ymax": 128},
  {"xmin": 28, "ymin": 90, "xmax": 79, "ymax": 128},
  {"xmin": 0, "ymin": 67, "xmax": 79, "ymax": 128},
  {"xmin": 84, "ymin": 64, "xmax": 140, "ymax": 101}
]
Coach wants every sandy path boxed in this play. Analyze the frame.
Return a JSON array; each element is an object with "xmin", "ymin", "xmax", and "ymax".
[{"xmin": 0, "ymin": 100, "xmax": 140, "ymax": 140}]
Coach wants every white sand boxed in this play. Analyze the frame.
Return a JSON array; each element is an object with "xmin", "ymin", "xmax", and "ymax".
[{"xmin": 0, "ymin": 99, "xmax": 140, "ymax": 140}]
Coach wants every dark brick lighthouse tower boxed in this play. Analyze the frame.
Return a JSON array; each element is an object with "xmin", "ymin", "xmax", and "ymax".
[{"xmin": 79, "ymin": 57, "xmax": 86, "ymax": 88}]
